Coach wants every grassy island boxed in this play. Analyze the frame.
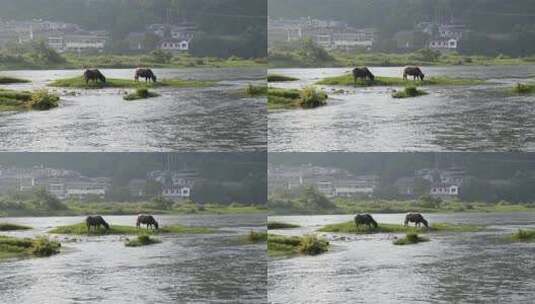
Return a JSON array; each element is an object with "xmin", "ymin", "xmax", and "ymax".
[
  {"xmin": 267, "ymin": 222, "xmax": 300, "ymax": 230},
  {"xmin": 268, "ymin": 234, "xmax": 329, "ymax": 257},
  {"xmin": 0, "ymin": 223, "xmax": 32, "ymax": 231},
  {"xmin": 0, "ymin": 88, "xmax": 59, "ymax": 111},
  {"xmin": 48, "ymin": 223, "xmax": 214, "ymax": 236},
  {"xmin": 316, "ymin": 75, "xmax": 485, "ymax": 87},
  {"xmin": 268, "ymin": 86, "xmax": 328, "ymax": 110},
  {"xmin": 0, "ymin": 235, "xmax": 60, "ymax": 260},
  {"xmin": 509, "ymin": 229, "xmax": 535, "ymax": 242},
  {"xmin": 49, "ymin": 77, "xmax": 214, "ymax": 89},
  {"xmin": 0, "ymin": 76, "xmax": 30, "ymax": 84},
  {"xmin": 392, "ymin": 86, "xmax": 429, "ymax": 98},
  {"xmin": 123, "ymin": 88, "xmax": 160, "ymax": 100},
  {"xmin": 318, "ymin": 221, "xmax": 482, "ymax": 234},
  {"xmin": 267, "ymin": 74, "xmax": 298, "ymax": 82}
]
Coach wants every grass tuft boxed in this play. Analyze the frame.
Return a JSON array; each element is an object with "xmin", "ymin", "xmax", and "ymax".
[
  {"xmin": 511, "ymin": 83, "xmax": 535, "ymax": 95},
  {"xmin": 392, "ymin": 86, "xmax": 429, "ymax": 99},
  {"xmin": 246, "ymin": 84, "xmax": 267, "ymax": 96},
  {"xmin": 393, "ymin": 233, "xmax": 430, "ymax": 245},
  {"xmin": 0, "ymin": 76, "xmax": 30, "ymax": 84},
  {"xmin": 125, "ymin": 234, "xmax": 161, "ymax": 247},
  {"xmin": 268, "ymin": 86, "xmax": 327, "ymax": 110},
  {"xmin": 510, "ymin": 229, "xmax": 535, "ymax": 242},
  {"xmin": 123, "ymin": 88, "xmax": 160, "ymax": 100},
  {"xmin": 246, "ymin": 230, "xmax": 267, "ymax": 243},
  {"xmin": 268, "ymin": 233, "xmax": 329, "ymax": 257},
  {"xmin": 0, "ymin": 235, "xmax": 60, "ymax": 260}
]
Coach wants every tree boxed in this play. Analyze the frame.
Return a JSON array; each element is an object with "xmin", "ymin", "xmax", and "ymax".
[
  {"xmin": 143, "ymin": 180, "xmax": 163, "ymax": 199},
  {"xmin": 29, "ymin": 40, "xmax": 65, "ymax": 64},
  {"xmin": 150, "ymin": 49, "xmax": 173, "ymax": 63}
]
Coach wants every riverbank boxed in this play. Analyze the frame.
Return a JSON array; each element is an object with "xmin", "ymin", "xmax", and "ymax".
[
  {"xmin": 269, "ymin": 199, "xmax": 535, "ymax": 215},
  {"xmin": 269, "ymin": 49, "xmax": 534, "ymax": 68},
  {"xmin": 0, "ymin": 53, "xmax": 266, "ymax": 70},
  {"xmin": 0, "ymin": 201, "xmax": 267, "ymax": 217}
]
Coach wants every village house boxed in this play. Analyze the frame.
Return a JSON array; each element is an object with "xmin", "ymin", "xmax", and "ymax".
[
  {"xmin": 159, "ymin": 38, "xmax": 190, "ymax": 52},
  {"xmin": 430, "ymin": 183, "xmax": 459, "ymax": 199},
  {"xmin": 147, "ymin": 170, "xmax": 198, "ymax": 201}
]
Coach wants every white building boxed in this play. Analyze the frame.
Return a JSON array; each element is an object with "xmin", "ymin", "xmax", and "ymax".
[
  {"xmin": 159, "ymin": 38, "xmax": 189, "ymax": 52},
  {"xmin": 430, "ymin": 183, "xmax": 459, "ymax": 199},
  {"xmin": 429, "ymin": 38, "xmax": 458, "ymax": 51}
]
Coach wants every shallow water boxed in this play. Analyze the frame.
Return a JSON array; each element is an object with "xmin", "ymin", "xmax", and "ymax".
[
  {"xmin": 268, "ymin": 213, "xmax": 535, "ymax": 304},
  {"xmin": 268, "ymin": 65, "xmax": 535, "ymax": 152},
  {"xmin": 0, "ymin": 68, "xmax": 266, "ymax": 152},
  {"xmin": 0, "ymin": 214, "xmax": 266, "ymax": 304}
]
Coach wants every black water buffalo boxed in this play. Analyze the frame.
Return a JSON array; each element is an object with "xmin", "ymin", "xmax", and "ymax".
[
  {"xmin": 403, "ymin": 67, "xmax": 425, "ymax": 81},
  {"xmin": 136, "ymin": 214, "xmax": 159, "ymax": 230},
  {"xmin": 134, "ymin": 68, "xmax": 157, "ymax": 82},
  {"xmin": 83, "ymin": 69, "xmax": 106, "ymax": 84},
  {"xmin": 352, "ymin": 67, "xmax": 375, "ymax": 85},
  {"xmin": 404, "ymin": 213, "xmax": 429, "ymax": 228},
  {"xmin": 86, "ymin": 215, "xmax": 110, "ymax": 231},
  {"xmin": 354, "ymin": 214, "xmax": 378, "ymax": 229}
]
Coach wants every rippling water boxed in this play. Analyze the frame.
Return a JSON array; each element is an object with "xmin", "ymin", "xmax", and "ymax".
[
  {"xmin": 269, "ymin": 65, "xmax": 535, "ymax": 152},
  {"xmin": 0, "ymin": 214, "xmax": 266, "ymax": 304},
  {"xmin": 0, "ymin": 68, "xmax": 266, "ymax": 152},
  {"xmin": 268, "ymin": 213, "xmax": 535, "ymax": 304}
]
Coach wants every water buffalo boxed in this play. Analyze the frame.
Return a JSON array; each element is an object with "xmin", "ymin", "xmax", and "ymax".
[
  {"xmin": 404, "ymin": 213, "xmax": 429, "ymax": 228},
  {"xmin": 136, "ymin": 214, "xmax": 159, "ymax": 230},
  {"xmin": 83, "ymin": 69, "xmax": 106, "ymax": 84},
  {"xmin": 403, "ymin": 67, "xmax": 425, "ymax": 81},
  {"xmin": 353, "ymin": 67, "xmax": 375, "ymax": 85},
  {"xmin": 86, "ymin": 215, "xmax": 110, "ymax": 231},
  {"xmin": 354, "ymin": 214, "xmax": 378, "ymax": 229},
  {"xmin": 134, "ymin": 68, "xmax": 157, "ymax": 83}
]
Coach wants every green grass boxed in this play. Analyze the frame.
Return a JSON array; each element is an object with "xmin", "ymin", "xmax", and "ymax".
[
  {"xmin": 0, "ymin": 76, "xmax": 30, "ymax": 84},
  {"xmin": 316, "ymin": 74, "xmax": 485, "ymax": 87},
  {"xmin": 393, "ymin": 233, "xmax": 430, "ymax": 245},
  {"xmin": 0, "ymin": 223, "xmax": 32, "ymax": 231},
  {"xmin": 0, "ymin": 88, "xmax": 59, "ymax": 111},
  {"xmin": 125, "ymin": 235, "xmax": 161, "ymax": 247},
  {"xmin": 48, "ymin": 76, "xmax": 214, "ymax": 89},
  {"xmin": 268, "ymin": 234, "xmax": 329, "ymax": 257},
  {"xmin": 268, "ymin": 87, "xmax": 327, "ymax": 110},
  {"xmin": 392, "ymin": 86, "xmax": 429, "ymax": 99},
  {"xmin": 510, "ymin": 83, "xmax": 535, "ymax": 95},
  {"xmin": 245, "ymin": 84, "xmax": 268, "ymax": 96},
  {"xmin": 123, "ymin": 88, "xmax": 160, "ymax": 101},
  {"xmin": 267, "ymin": 222, "xmax": 300, "ymax": 230},
  {"xmin": 0, "ymin": 235, "xmax": 60, "ymax": 260},
  {"xmin": 510, "ymin": 229, "xmax": 535, "ymax": 242},
  {"xmin": 48, "ymin": 222, "xmax": 214, "ymax": 235},
  {"xmin": 267, "ymin": 74, "xmax": 298, "ymax": 82},
  {"xmin": 318, "ymin": 221, "xmax": 482, "ymax": 234}
]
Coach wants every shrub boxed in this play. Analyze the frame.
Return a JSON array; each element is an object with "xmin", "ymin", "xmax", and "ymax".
[
  {"xmin": 30, "ymin": 237, "xmax": 61, "ymax": 257},
  {"xmin": 299, "ymin": 86, "xmax": 328, "ymax": 108},
  {"xmin": 297, "ymin": 234, "xmax": 329, "ymax": 255}
]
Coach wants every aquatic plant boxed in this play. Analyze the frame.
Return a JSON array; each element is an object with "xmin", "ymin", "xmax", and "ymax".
[
  {"xmin": 299, "ymin": 86, "xmax": 328, "ymax": 108},
  {"xmin": 268, "ymin": 87, "xmax": 327, "ymax": 110},
  {"xmin": 30, "ymin": 237, "xmax": 61, "ymax": 256},
  {"xmin": 267, "ymin": 222, "xmax": 300, "ymax": 230},
  {"xmin": 512, "ymin": 83, "xmax": 535, "ymax": 95},
  {"xmin": 0, "ymin": 235, "xmax": 60, "ymax": 260},
  {"xmin": 298, "ymin": 234, "xmax": 329, "ymax": 255},
  {"xmin": 393, "ymin": 233, "xmax": 429, "ymax": 245},
  {"xmin": 268, "ymin": 234, "xmax": 329, "ymax": 257},
  {"xmin": 125, "ymin": 235, "xmax": 161, "ymax": 247},
  {"xmin": 0, "ymin": 76, "xmax": 30, "ymax": 84}
]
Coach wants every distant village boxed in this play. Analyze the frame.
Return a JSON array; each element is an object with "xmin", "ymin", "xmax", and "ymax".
[
  {"xmin": 268, "ymin": 16, "xmax": 467, "ymax": 52},
  {"xmin": 0, "ymin": 165, "xmax": 199, "ymax": 201},
  {"xmin": 268, "ymin": 164, "xmax": 465, "ymax": 200},
  {"xmin": 0, "ymin": 18, "xmax": 198, "ymax": 53}
]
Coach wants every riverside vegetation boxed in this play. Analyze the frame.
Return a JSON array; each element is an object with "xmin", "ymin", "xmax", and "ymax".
[
  {"xmin": 393, "ymin": 233, "xmax": 430, "ymax": 245},
  {"xmin": 318, "ymin": 221, "xmax": 482, "ymax": 234},
  {"xmin": 268, "ymin": 234, "xmax": 329, "ymax": 257},
  {"xmin": 49, "ymin": 77, "xmax": 214, "ymax": 89},
  {"xmin": 0, "ymin": 235, "xmax": 60, "ymax": 260},
  {"xmin": 316, "ymin": 74, "xmax": 484, "ymax": 87},
  {"xmin": 0, "ymin": 89, "xmax": 59, "ymax": 112},
  {"xmin": 48, "ymin": 223, "xmax": 213, "ymax": 235},
  {"xmin": 125, "ymin": 235, "xmax": 161, "ymax": 247},
  {"xmin": 123, "ymin": 88, "xmax": 160, "ymax": 101}
]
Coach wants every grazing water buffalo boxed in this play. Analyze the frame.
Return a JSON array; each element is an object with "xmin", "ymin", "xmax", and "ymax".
[
  {"xmin": 86, "ymin": 215, "xmax": 110, "ymax": 231},
  {"xmin": 404, "ymin": 213, "xmax": 429, "ymax": 228},
  {"xmin": 352, "ymin": 67, "xmax": 375, "ymax": 85},
  {"xmin": 83, "ymin": 69, "xmax": 106, "ymax": 84},
  {"xmin": 403, "ymin": 67, "xmax": 425, "ymax": 81},
  {"xmin": 134, "ymin": 68, "xmax": 157, "ymax": 83},
  {"xmin": 136, "ymin": 214, "xmax": 159, "ymax": 230},
  {"xmin": 354, "ymin": 214, "xmax": 378, "ymax": 229}
]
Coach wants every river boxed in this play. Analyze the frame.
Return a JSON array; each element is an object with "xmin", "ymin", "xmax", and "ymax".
[
  {"xmin": 268, "ymin": 213, "xmax": 535, "ymax": 304},
  {"xmin": 0, "ymin": 68, "xmax": 266, "ymax": 152},
  {"xmin": 0, "ymin": 214, "xmax": 266, "ymax": 304},
  {"xmin": 269, "ymin": 65, "xmax": 535, "ymax": 152}
]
